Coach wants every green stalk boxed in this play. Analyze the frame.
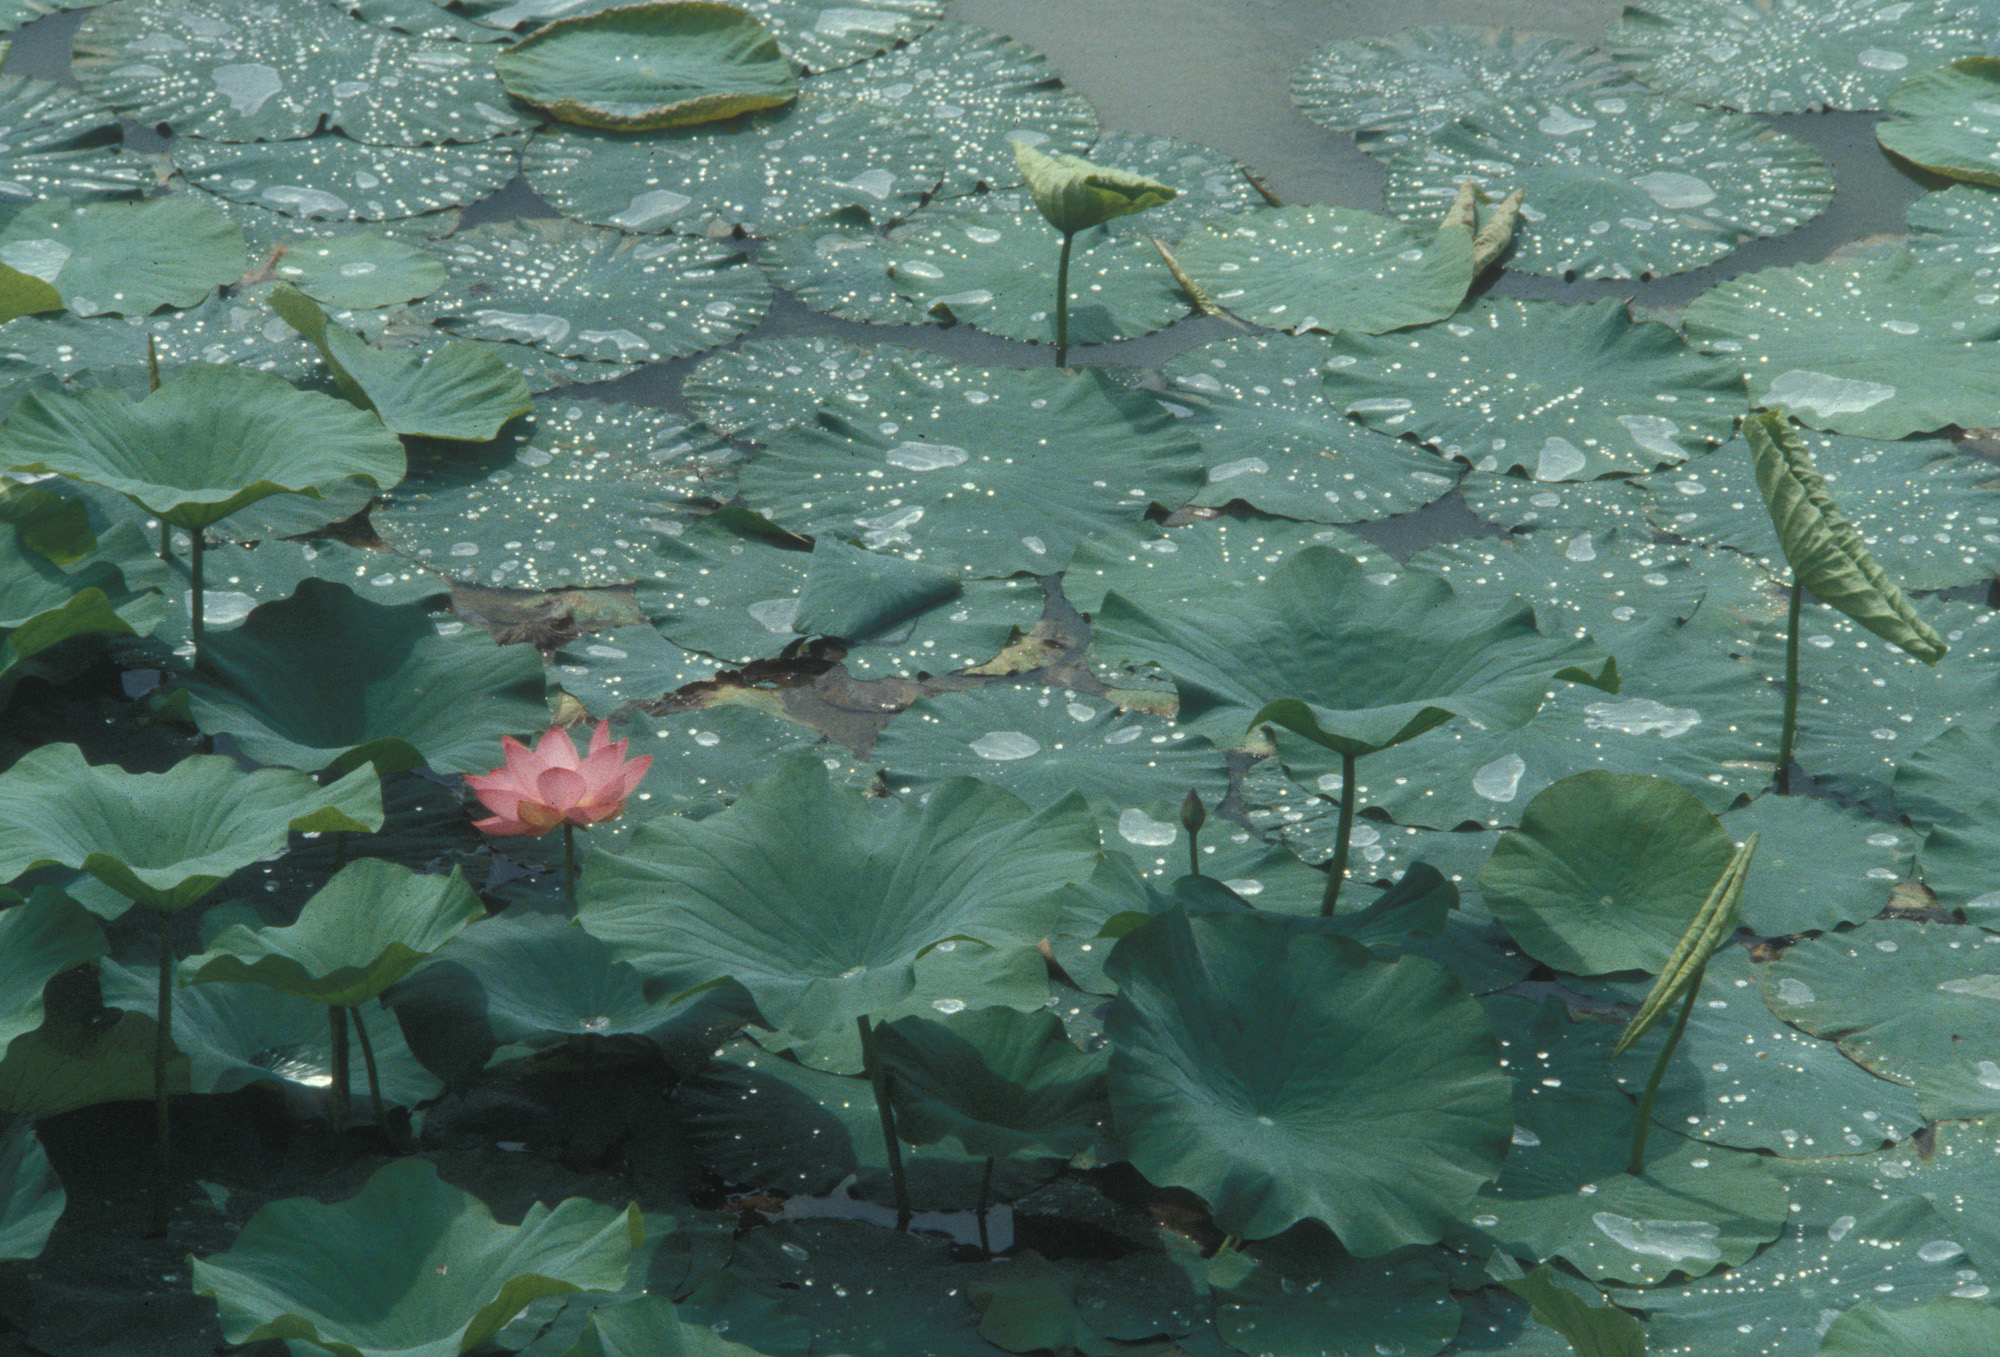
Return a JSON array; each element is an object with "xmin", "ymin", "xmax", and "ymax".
[
  {"xmin": 1776, "ymin": 580, "xmax": 1803, "ymax": 795},
  {"xmin": 1628, "ymin": 962, "xmax": 1704, "ymax": 1176},
  {"xmin": 350, "ymin": 1005, "xmax": 387, "ymax": 1136},
  {"xmin": 328, "ymin": 1005, "xmax": 350, "ymax": 1133},
  {"xmin": 158, "ymin": 522, "xmax": 172, "ymax": 566},
  {"xmin": 1054, "ymin": 230, "xmax": 1075, "ymax": 369},
  {"xmin": 975, "ymin": 1156, "xmax": 994, "ymax": 1256},
  {"xmin": 856, "ymin": 1016, "xmax": 912, "ymax": 1231},
  {"xmin": 188, "ymin": 530, "xmax": 206, "ymax": 663},
  {"xmin": 1319, "ymin": 750, "xmax": 1358, "ymax": 917},
  {"xmin": 150, "ymin": 910, "xmax": 173, "ymax": 1237},
  {"xmin": 562, "ymin": 822, "xmax": 577, "ymax": 911}
]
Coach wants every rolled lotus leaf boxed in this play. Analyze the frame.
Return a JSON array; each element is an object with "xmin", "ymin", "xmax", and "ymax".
[
  {"xmin": 1746, "ymin": 409, "xmax": 1946, "ymax": 663},
  {"xmin": 1613, "ymin": 831, "xmax": 1758, "ymax": 1056},
  {"xmin": 1014, "ymin": 141, "xmax": 1176, "ymax": 235}
]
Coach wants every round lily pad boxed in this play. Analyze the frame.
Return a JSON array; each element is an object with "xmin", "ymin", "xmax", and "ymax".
[
  {"xmin": 1082, "ymin": 131, "xmax": 1267, "ymax": 242},
  {"xmin": 1879, "ymin": 58, "xmax": 2000, "ymax": 187},
  {"xmin": 1609, "ymin": 0, "xmax": 1987, "ymax": 113},
  {"xmin": 1174, "ymin": 204, "xmax": 1474, "ymax": 336},
  {"xmin": 550, "ymin": 626, "xmax": 719, "ymax": 715},
  {"xmin": 1063, "ymin": 514, "xmax": 1394, "ymax": 619},
  {"xmin": 1683, "ymin": 251, "xmax": 2000, "ymax": 440},
  {"xmin": 0, "ymin": 195, "xmax": 245, "ymax": 317},
  {"xmin": 0, "ymin": 74, "xmax": 155, "ymax": 206},
  {"xmin": 739, "ymin": 0, "xmax": 945, "ymax": 73},
  {"xmin": 1843, "ymin": 1119, "xmax": 2000, "ymax": 1276},
  {"xmin": 739, "ymin": 363, "xmax": 1206, "ymax": 576},
  {"xmin": 681, "ymin": 335, "xmax": 949, "ymax": 438},
  {"xmin": 1323, "ymin": 298, "xmax": 1743, "ymax": 479},
  {"xmin": 172, "ymin": 132, "xmax": 522, "ymax": 221},
  {"xmin": 1217, "ymin": 1226, "xmax": 1461, "ymax": 1357},
  {"xmin": 261, "ymin": 233, "xmax": 448, "ymax": 310},
  {"xmin": 1905, "ymin": 184, "xmax": 2000, "ymax": 283},
  {"xmin": 882, "ymin": 205, "xmax": 1189, "ymax": 347},
  {"xmin": 424, "ymin": 217, "xmax": 770, "ymax": 363},
  {"xmin": 1382, "ymin": 92, "xmax": 1833, "ymax": 280},
  {"xmin": 1720, "ymin": 793, "xmax": 1915, "ymax": 937},
  {"xmin": 757, "ymin": 205, "xmax": 931, "ymax": 324},
  {"xmin": 1161, "ymin": 333, "xmax": 1462, "ymax": 524},
  {"xmin": 74, "ymin": 0, "xmax": 531, "ymax": 145},
  {"xmin": 1821, "ymin": 1300, "xmax": 2000, "ymax": 1357},
  {"xmin": 810, "ymin": 21, "xmax": 1097, "ymax": 197},
  {"xmin": 525, "ymin": 92, "xmax": 944, "ymax": 238},
  {"xmin": 1289, "ymin": 25, "xmax": 1635, "ymax": 153}
]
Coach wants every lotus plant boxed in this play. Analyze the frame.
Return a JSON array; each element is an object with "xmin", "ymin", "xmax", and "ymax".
[
  {"xmin": 466, "ymin": 720, "xmax": 653, "ymax": 906},
  {"xmin": 1014, "ymin": 141, "xmax": 1175, "ymax": 367}
]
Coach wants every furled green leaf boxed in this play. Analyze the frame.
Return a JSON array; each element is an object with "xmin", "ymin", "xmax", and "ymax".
[
  {"xmin": 1498, "ymin": 1265, "xmax": 1644, "ymax": 1357},
  {"xmin": 182, "ymin": 858, "xmax": 482, "ymax": 1008},
  {"xmin": 1745, "ymin": 409, "xmax": 1946, "ymax": 663},
  {"xmin": 1480, "ymin": 772, "xmax": 1737, "ymax": 976},
  {"xmin": 494, "ymin": 1, "xmax": 798, "ymax": 131},
  {"xmin": 1878, "ymin": 58, "xmax": 2000, "ymax": 187},
  {"xmin": 873, "ymin": 1006, "xmax": 1109, "ymax": 1160},
  {"xmin": 270, "ymin": 286, "xmax": 531, "ymax": 441},
  {"xmin": 0, "ymin": 746, "xmax": 381, "ymax": 914},
  {"xmin": 578, "ymin": 755, "xmax": 1098, "ymax": 1037},
  {"xmin": 1106, "ymin": 908, "xmax": 1510, "ymax": 1249},
  {"xmin": 0, "ymin": 195, "xmax": 243, "ymax": 316},
  {"xmin": 191, "ymin": 1157, "xmax": 642, "ymax": 1357},
  {"xmin": 0, "ymin": 364, "xmax": 406, "ymax": 531},
  {"xmin": 1614, "ymin": 831, "xmax": 1757, "ymax": 1055},
  {"xmin": 179, "ymin": 578, "xmax": 554, "ymax": 779},
  {"xmin": 1013, "ymin": 141, "xmax": 1174, "ymax": 235}
]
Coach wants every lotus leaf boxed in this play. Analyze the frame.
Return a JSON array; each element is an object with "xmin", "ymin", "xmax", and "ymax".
[
  {"xmin": 757, "ymin": 206, "xmax": 934, "ymax": 325},
  {"xmin": 1685, "ymin": 252, "xmax": 2000, "ymax": 440},
  {"xmin": 190, "ymin": 1156, "xmax": 642, "ymax": 1357},
  {"xmin": 1834, "ymin": 1119, "xmax": 2000, "ymax": 1275},
  {"xmin": 579, "ymin": 756, "xmax": 1097, "ymax": 1037},
  {"xmin": 1905, "ymin": 184, "xmax": 2000, "ymax": 282},
  {"xmin": 0, "ymin": 195, "xmax": 243, "ymax": 317},
  {"xmin": 1878, "ymin": 58, "xmax": 2000, "ymax": 188},
  {"xmin": 0, "ymin": 745, "xmax": 381, "ymax": 914},
  {"xmin": 1081, "ymin": 131, "xmax": 1266, "ymax": 241},
  {"xmin": 0, "ymin": 1121, "xmax": 61, "ymax": 1263},
  {"xmin": 0, "ymin": 889, "xmax": 105, "ymax": 1058},
  {"xmin": 721, "ymin": 1220, "xmax": 990, "ymax": 1356},
  {"xmin": 681, "ymin": 336, "xmax": 948, "ymax": 439},
  {"xmin": 424, "ymin": 218, "xmax": 769, "ymax": 364},
  {"xmin": 872, "ymin": 1007, "xmax": 1107, "ymax": 1160},
  {"xmin": 1719, "ymin": 793, "xmax": 1914, "ymax": 936},
  {"xmin": 182, "ymin": 858, "xmax": 483, "ymax": 1007},
  {"xmin": 1175, "ymin": 204, "xmax": 1473, "ymax": 335},
  {"xmin": 0, "ymin": 1009, "xmax": 181, "ymax": 1120},
  {"xmin": 73, "ymin": 0, "xmax": 529, "ymax": 145},
  {"xmin": 1382, "ymin": 93, "xmax": 1832, "ymax": 280},
  {"xmin": 1820, "ymin": 1300, "xmax": 2000, "ymax": 1356},
  {"xmin": 0, "ymin": 363, "xmax": 406, "ymax": 531},
  {"xmin": 1290, "ymin": 25, "xmax": 1634, "ymax": 152},
  {"xmin": 493, "ymin": 2, "xmax": 796, "ymax": 131},
  {"xmin": 524, "ymin": 91, "xmax": 945, "ymax": 237},
  {"xmin": 180, "ymin": 578, "xmax": 554, "ymax": 778},
  {"xmin": 171, "ymin": 133, "xmax": 521, "ymax": 222},
  {"xmin": 1216, "ymin": 1226, "xmax": 1461, "ymax": 1357},
  {"xmin": 608, "ymin": 706, "xmax": 846, "ymax": 824},
  {"xmin": 1162, "ymin": 334, "xmax": 1461, "ymax": 524},
  {"xmin": 0, "ymin": 74, "xmax": 153, "ymax": 204},
  {"xmin": 1323, "ymin": 298, "xmax": 1742, "ymax": 478},
  {"xmin": 0, "ymin": 263, "xmax": 59, "ymax": 323},
  {"xmin": 1094, "ymin": 544, "xmax": 1609, "ymax": 757},
  {"xmin": 1061, "ymin": 514, "xmax": 1392, "ymax": 619},
  {"xmin": 1497, "ymin": 1265, "xmax": 1643, "ymax": 1357},
  {"xmin": 1463, "ymin": 469, "xmax": 1657, "ymax": 535},
  {"xmin": 1105, "ymin": 908, "xmax": 1508, "ymax": 1248},
  {"xmin": 1610, "ymin": 0, "xmax": 1985, "ymax": 113},
  {"xmin": 254, "ymin": 234, "xmax": 448, "ymax": 311},
  {"xmin": 147, "ymin": 540, "xmax": 448, "ymax": 648},
  {"xmin": 271, "ymin": 286, "xmax": 531, "ymax": 441},
  {"xmin": 965, "ymin": 1250, "xmax": 1088, "ymax": 1355},
  {"xmin": 552, "ymin": 628, "xmax": 720, "ymax": 718}
]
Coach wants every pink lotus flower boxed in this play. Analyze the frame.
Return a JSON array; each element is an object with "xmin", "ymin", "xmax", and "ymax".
[{"xmin": 464, "ymin": 721, "xmax": 652, "ymax": 836}]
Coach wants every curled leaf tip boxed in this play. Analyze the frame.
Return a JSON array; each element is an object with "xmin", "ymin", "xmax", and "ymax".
[{"xmin": 1013, "ymin": 140, "xmax": 1176, "ymax": 235}]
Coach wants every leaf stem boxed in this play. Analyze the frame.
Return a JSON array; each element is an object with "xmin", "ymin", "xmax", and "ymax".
[
  {"xmin": 562, "ymin": 822, "xmax": 577, "ymax": 911},
  {"xmin": 188, "ymin": 530, "xmax": 206, "ymax": 664},
  {"xmin": 1319, "ymin": 750, "xmax": 1358, "ymax": 917},
  {"xmin": 150, "ymin": 909, "xmax": 172, "ymax": 1238},
  {"xmin": 1054, "ymin": 230, "xmax": 1075, "ymax": 369},
  {"xmin": 1776, "ymin": 580, "xmax": 1803, "ymax": 795},
  {"xmin": 328, "ymin": 1005, "xmax": 350, "ymax": 1134},
  {"xmin": 1628, "ymin": 962, "xmax": 1704, "ymax": 1176},
  {"xmin": 976, "ymin": 1156, "xmax": 994, "ymax": 1256},
  {"xmin": 157, "ymin": 521, "xmax": 172, "ymax": 566},
  {"xmin": 351, "ymin": 1004, "xmax": 387, "ymax": 1138},
  {"xmin": 856, "ymin": 1015, "xmax": 911, "ymax": 1232}
]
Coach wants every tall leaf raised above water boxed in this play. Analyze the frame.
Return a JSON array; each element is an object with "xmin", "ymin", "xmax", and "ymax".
[{"xmin": 1745, "ymin": 409, "xmax": 1946, "ymax": 664}]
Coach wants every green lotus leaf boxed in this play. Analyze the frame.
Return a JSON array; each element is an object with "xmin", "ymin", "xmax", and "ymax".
[
  {"xmin": 191, "ymin": 1156, "xmax": 642, "ymax": 1357},
  {"xmin": 0, "ymin": 73, "xmax": 151, "ymax": 204},
  {"xmin": 1497, "ymin": 1265, "xmax": 1642, "ymax": 1357},
  {"xmin": 179, "ymin": 578, "xmax": 554, "ymax": 779},
  {"xmin": 1844, "ymin": 1119, "xmax": 2000, "ymax": 1274},
  {"xmin": 1719, "ymin": 793, "xmax": 1915, "ymax": 938},
  {"xmin": 1094, "ymin": 544, "xmax": 1610, "ymax": 757},
  {"xmin": 1878, "ymin": 58, "xmax": 2000, "ymax": 188},
  {"xmin": 966, "ymin": 1250, "xmax": 1083, "ymax": 1355},
  {"xmin": 1062, "ymin": 513, "xmax": 1393, "ymax": 619},
  {"xmin": 1106, "ymin": 908, "xmax": 1511, "ymax": 1249},
  {"xmin": 182, "ymin": 858, "xmax": 482, "ymax": 1008},
  {"xmin": 261, "ymin": 233, "xmax": 450, "ymax": 311},
  {"xmin": 1479, "ymin": 771, "xmax": 1737, "ymax": 976},
  {"xmin": 270, "ymin": 286, "xmax": 531, "ymax": 442},
  {"xmin": 172, "ymin": 133, "xmax": 522, "ymax": 224},
  {"xmin": 0, "ymin": 1121, "xmax": 62, "ymax": 1264},
  {"xmin": 578, "ymin": 755, "xmax": 1098, "ymax": 1037},
  {"xmin": 0, "ymin": 262, "xmax": 60, "ymax": 324},
  {"xmin": 0, "ymin": 512, "xmax": 161, "ymax": 679},
  {"xmin": 1614, "ymin": 831, "xmax": 1756, "ymax": 1056},
  {"xmin": 873, "ymin": 1006, "xmax": 1109, "ymax": 1160},
  {"xmin": 1214, "ymin": 1224, "xmax": 1461, "ymax": 1357},
  {"xmin": 1906, "ymin": 183, "xmax": 2000, "ymax": 283},
  {"xmin": 1821, "ymin": 1300, "xmax": 2000, "ymax": 1356},
  {"xmin": 563, "ymin": 1295, "xmax": 700, "ymax": 1357},
  {"xmin": 0, "ymin": 889, "xmax": 105, "ymax": 1059},
  {"xmin": 1746, "ymin": 409, "xmax": 1946, "ymax": 663},
  {"xmin": 494, "ymin": 1, "xmax": 798, "ymax": 132},
  {"xmin": 0, "ymin": 196, "xmax": 244, "ymax": 317},
  {"xmin": 0, "ymin": 1009, "xmax": 183, "ymax": 1119},
  {"xmin": 0, "ymin": 745, "xmax": 382, "ymax": 914},
  {"xmin": 0, "ymin": 364, "xmax": 406, "ymax": 532},
  {"xmin": 1013, "ymin": 141, "xmax": 1174, "ymax": 236},
  {"xmin": 681, "ymin": 336, "xmax": 949, "ymax": 439}
]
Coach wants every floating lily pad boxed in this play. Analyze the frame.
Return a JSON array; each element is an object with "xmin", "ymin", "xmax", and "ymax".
[
  {"xmin": 1763, "ymin": 920, "xmax": 2000, "ymax": 1120},
  {"xmin": 1063, "ymin": 514, "xmax": 1392, "ymax": 620},
  {"xmin": 424, "ymin": 217, "xmax": 770, "ymax": 362},
  {"xmin": 1838, "ymin": 1119, "xmax": 2000, "ymax": 1275},
  {"xmin": 524, "ymin": 91, "xmax": 944, "ymax": 237},
  {"xmin": 607, "ymin": 707, "xmax": 839, "ymax": 823},
  {"xmin": 1610, "ymin": 0, "xmax": 1986, "ymax": 113},
  {"xmin": 682, "ymin": 336, "xmax": 948, "ymax": 438},
  {"xmin": 182, "ymin": 578, "xmax": 554, "ymax": 777},
  {"xmin": 1878, "ymin": 58, "xmax": 2000, "ymax": 187},
  {"xmin": 738, "ymin": 0, "xmax": 945, "ymax": 73},
  {"xmin": 1905, "ymin": 184, "xmax": 2000, "ymax": 282},
  {"xmin": 714, "ymin": 1221, "xmax": 991, "ymax": 1354},
  {"xmin": 190, "ymin": 1157, "xmax": 640, "ymax": 1355},
  {"xmin": 1462, "ymin": 469, "xmax": 1658, "ymax": 535},
  {"xmin": 0, "ymin": 195, "xmax": 244, "ymax": 317},
  {"xmin": 1324, "ymin": 299, "xmax": 1742, "ymax": 479},
  {"xmin": 1107, "ymin": 908, "xmax": 1511, "ymax": 1249},
  {"xmin": 0, "ymin": 74, "xmax": 154, "ymax": 205},
  {"xmin": 1174, "ymin": 205, "xmax": 1473, "ymax": 335},
  {"xmin": 1719, "ymin": 793, "xmax": 1914, "ymax": 936},
  {"xmin": 882, "ymin": 207, "xmax": 1188, "ymax": 347},
  {"xmin": 1382, "ymin": 93, "xmax": 1833, "ymax": 280},
  {"xmin": 1216, "ymin": 1225, "xmax": 1461, "ymax": 1357},
  {"xmin": 0, "ymin": 0, "xmax": 109, "ymax": 34},
  {"xmin": 1290, "ymin": 25, "xmax": 1634, "ymax": 153},
  {"xmin": 493, "ymin": 1, "xmax": 797, "ymax": 131},
  {"xmin": 378, "ymin": 312, "xmax": 641, "ymax": 392},
  {"xmin": 172, "ymin": 133, "xmax": 522, "ymax": 221},
  {"xmin": 253, "ymin": 233, "xmax": 446, "ymax": 310},
  {"xmin": 751, "ymin": 208, "xmax": 929, "ymax": 324},
  {"xmin": 740, "ymin": 363, "xmax": 1204, "ymax": 576},
  {"xmin": 551, "ymin": 626, "xmax": 720, "ymax": 714},
  {"xmin": 1684, "ymin": 251, "xmax": 2000, "ymax": 440},
  {"xmin": 1079, "ymin": 131, "xmax": 1265, "ymax": 242},
  {"xmin": 579, "ymin": 756, "xmax": 1097, "ymax": 1037}
]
